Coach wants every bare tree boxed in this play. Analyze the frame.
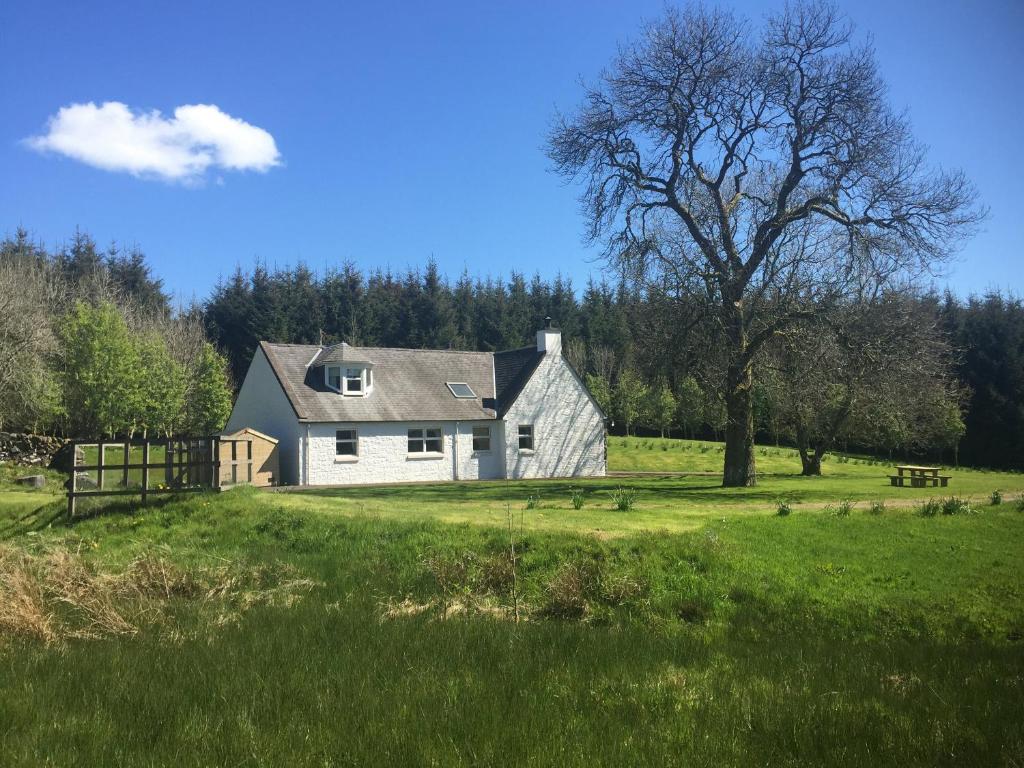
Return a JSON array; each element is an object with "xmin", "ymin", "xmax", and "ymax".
[
  {"xmin": 548, "ymin": 1, "xmax": 982, "ymax": 485},
  {"xmin": 0, "ymin": 252, "xmax": 64, "ymax": 431}
]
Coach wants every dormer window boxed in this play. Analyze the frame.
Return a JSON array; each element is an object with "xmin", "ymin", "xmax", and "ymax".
[
  {"xmin": 325, "ymin": 364, "xmax": 373, "ymax": 396},
  {"xmin": 326, "ymin": 366, "xmax": 342, "ymax": 391},
  {"xmin": 345, "ymin": 368, "xmax": 363, "ymax": 394}
]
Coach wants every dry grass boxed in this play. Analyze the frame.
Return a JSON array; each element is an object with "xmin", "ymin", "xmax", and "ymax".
[{"xmin": 0, "ymin": 544, "xmax": 318, "ymax": 645}]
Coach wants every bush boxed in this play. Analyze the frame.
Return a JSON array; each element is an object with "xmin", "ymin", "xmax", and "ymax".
[
  {"xmin": 830, "ymin": 498, "xmax": 855, "ymax": 517},
  {"xmin": 570, "ymin": 488, "xmax": 585, "ymax": 510},
  {"xmin": 990, "ymin": 490, "xmax": 1003, "ymax": 506},
  {"xmin": 776, "ymin": 498, "xmax": 793, "ymax": 517},
  {"xmin": 917, "ymin": 498, "xmax": 942, "ymax": 517},
  {"xmin": 541, "ymin": 560, "xmax": 600, "ymax": 619},
  {"xmin": 868, "ymin": 500, "xmax": 886, "ymax": 515},
  {"xmin": 525, "ymin": 494, "xmax": 541, "ymax": 510},
  {"xmin": 610, "ymin": 487, "xmax": 636, "ymax": 512},
  {"xmin": 942, "ymin": 496, "xmax": 974, "ymax": 516}
]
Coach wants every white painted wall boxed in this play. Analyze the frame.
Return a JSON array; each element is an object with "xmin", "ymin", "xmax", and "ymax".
[
  {"xmin": 305, "ymin": 419, "xmax": 503, "ymax": 485},
  {"xmin": 225, "ymin": 347, "xmax": 302, "ymax": 484},
  {"xmin": 502, "ymin": 345, "xmax": 606, "ymax": 480}
]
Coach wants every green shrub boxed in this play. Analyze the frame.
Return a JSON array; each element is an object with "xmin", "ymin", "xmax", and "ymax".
[
  {"xmin": 917, "ymin": 498, "xmax": 942, "ymax": 517},
  {"xmin": 942, "ymin": 496, "xmax": 974, "ymax": 516},
  {"xmin": 990, "ymin": 490, "xmax": 1003, "ymax": 506},
  {"xmin": 610, "ymin": 487, "xmax": 636, "ymax": 512},
  {"xmin": 525, "ymin": 494, "xmax": 541, "ymax": 510},
  {"xmin": 570, "ymin": 488, "xmax": 585, "ymax": 510},
  {"xmin": 831, "ymin": 498, "xmax": 855, "ymax": 517},
  {"xmin": 776, "ymin": 498, "xmax": 793, "ymax": 517},
  {"xmin": 868, "ymin": 499, "xmax": 886, "ymax": 515}
]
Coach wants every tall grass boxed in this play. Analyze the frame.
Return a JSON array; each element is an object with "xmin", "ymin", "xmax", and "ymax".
[{"xmin": 2, "ymin": 477, "xmax": 1024, "ymax": 765}]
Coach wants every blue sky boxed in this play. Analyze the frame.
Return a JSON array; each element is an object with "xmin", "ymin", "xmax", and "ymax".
[{"xmin": 1, "ymin": 0, "xmax": 1022, "ymax": 304}]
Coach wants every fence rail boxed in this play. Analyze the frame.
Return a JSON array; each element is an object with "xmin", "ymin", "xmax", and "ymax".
[{"xmin": 66, "ymin": 436, "xmax": 251, "ymax": 519}]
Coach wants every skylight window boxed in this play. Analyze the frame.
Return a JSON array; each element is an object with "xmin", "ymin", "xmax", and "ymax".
[{"xmin": 446, "ymin": 382, "xmax": 476, "ymax": 399}]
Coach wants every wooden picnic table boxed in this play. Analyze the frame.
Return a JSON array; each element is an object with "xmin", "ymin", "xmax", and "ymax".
[{"xmin": 889, "ymin": 465, "xmax": 951, "ymax": 488}]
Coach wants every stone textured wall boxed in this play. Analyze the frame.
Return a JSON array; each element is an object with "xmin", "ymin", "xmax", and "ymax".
[
  {"xmin": 305, "ymin": 420, "xmax": 503, "ymax": 485},
  {"xmin": 0, "ymin": 432, "xmax": 69, "ymax": 468},
  {"xmin": 502, "ymin": 353, "xmax": 606, "ymax": 480}
]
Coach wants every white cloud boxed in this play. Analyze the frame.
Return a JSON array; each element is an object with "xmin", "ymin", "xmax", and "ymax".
[{"xmin": 25, "ymin": 101, "xmax": 281, "ymax": 183}]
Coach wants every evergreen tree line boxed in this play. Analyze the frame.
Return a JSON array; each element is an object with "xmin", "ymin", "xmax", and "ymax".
[
  {"xmin": 0, "ymin": 229, "xmax": 232, "ymax": 438},
  {"xmin": 204, "ymin": 260, "xmax": 1023, "ymax": 470},
  {"xmin": 3, "ymin": 229, "xmax": 1020, "ymax": 470}
]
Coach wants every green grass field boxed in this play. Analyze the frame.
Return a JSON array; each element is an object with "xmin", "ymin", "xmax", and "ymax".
[{"xmin": 1, "ymin": 438, "xmax": 1022, "ymax": 766}]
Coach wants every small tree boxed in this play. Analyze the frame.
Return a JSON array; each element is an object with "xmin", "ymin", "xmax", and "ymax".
[
  {"xmin": 675, "ymin": 376, "xmax": 704, "ymax": 440},
  {"xmin": 584, "ymin": 373, "xmax": 612, "ymax": 418},
  {"xmin": 59, "ymin": 301, "xmax": 140, "ymax": 437},
  {"xmin": 136, "ymin": 333, "xmax": 186, "ymax": 437},
  {"xmin": 182, "ymin": 343, "xmax": 233, "ymax": 435},
  {"xmin": 613, "ymin": 369, "xmax": 649, "ymax": 436},
  {"xmin": 648, "ymin": 381, "xmax": 677, "ymax": 438}
]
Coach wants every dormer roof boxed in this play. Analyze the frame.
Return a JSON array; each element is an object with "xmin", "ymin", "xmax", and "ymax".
[{"xmin": 314, "ymin": 342, "xmax": 373, "ymax": 366}]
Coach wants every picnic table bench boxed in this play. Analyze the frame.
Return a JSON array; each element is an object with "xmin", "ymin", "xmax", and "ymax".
[{"xmin": 888, "ymin": 465, "xmax": 951, "ymax": 488}]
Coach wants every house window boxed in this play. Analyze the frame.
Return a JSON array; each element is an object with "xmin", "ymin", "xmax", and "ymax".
[
  {"xmin": 518, "ymin": 424, "xmax": 534, "ymax": 451},
  {"xmin": 447, "ymin": 382, "xmax": 476, "ymax": 398},
  {"xmin": 472, "ymin": 426, "xmax": 491, "ymax": 452},
  {"xmin": 326, "ymin": 366, "xmax": 342, "ymax": 391},
  {"xmin": 408, "ymin": 427, "xmax": 443, "ymax": 454},
  {"xmin": 345, "ymin": 368, "xmax": 363, "ymax": 394},
  {"xmin": 336, "ymin": 429, "xmax": 358, "ymax": 456}
]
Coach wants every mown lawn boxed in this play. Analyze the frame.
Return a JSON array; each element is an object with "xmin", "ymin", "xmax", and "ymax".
[{"xmin": 1, "ymin": 438, "xmax": 1022, "ymax": 766}]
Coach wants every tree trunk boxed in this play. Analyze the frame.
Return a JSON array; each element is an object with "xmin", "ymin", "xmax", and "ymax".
[
  {"xmin": 799, "ymin": 447, "xmax": 823, "ymax": 476},
  {"xmin": 723, "ymin": 359, "xmax": 756, "ymax": 487}
]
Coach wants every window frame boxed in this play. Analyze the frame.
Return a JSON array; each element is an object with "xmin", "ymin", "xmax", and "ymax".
[
  {"xmin": 335, "ymin": 428, "xmax": 358, "ymax": 458},
  {"xmin": 344, "ymin": 367, "xmax": 363, "ymax": 394},
  {"xmin": 325, "ymin": 365, "xmax": 343, "ymax": 392},
  {"xmin": 407, "ymin": 426, "xmax": 444, "ymax": 455},
  {"xmin": 471, "ymin": 425, "xmax": 491, "ymax": 452},
  {"xmin": 518, "ymin": 424, "xmax": 534, "ymax": 452},
  {"xmin": 446, "ymin": 382, "xmax": 477, "ymax": 399}
]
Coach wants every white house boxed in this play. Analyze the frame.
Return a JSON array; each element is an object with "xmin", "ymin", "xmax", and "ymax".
[{"xmin": 224, "ymin": 323, "xmax": 607, "ymax": 486}]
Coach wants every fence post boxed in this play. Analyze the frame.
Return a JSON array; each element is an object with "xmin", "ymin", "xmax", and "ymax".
[
  {"xmin": 213, "ymin": 437, "xmax": 222, "ymax": 491},
  {"xmin": 141, "ymin": 441, "xmax": 150, "ymax": 506},
  {"xmin": 97, "ymin": 440, "xmax": 104, "ymax": 490},
  {"xmin": 247, "ymin": 439, "xmax": 253, "ymax": 483},
  {"xmin": 67, "ymin": 440, "xmax": 77, "ymax": 521},
  {"xmin": 122, "ymin": 439, "xmax": 129, "ymax": 489}
]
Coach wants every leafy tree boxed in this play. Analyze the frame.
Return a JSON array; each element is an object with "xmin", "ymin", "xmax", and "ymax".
[
  {"xmin": 136, "ymin": 333, "xmax": 186, "ymax": 437},
  {"xmin": 613, "ymin": 369, "xmax": 649, "ymax": 436},
  {"xmin": 675, "ymin": 376, "xmax": 704, "ymax": 440},
  {"xmin": 548, "ymin": 2, "xmax": 981, "ymax": 485},
  {"xmin": 584, "ymin": 373, "xmax": 612, "ymax": 418},
  {"xmin": 648, "ymin": 381, "xmax": 677, "ymax": 438},
  {"xmin": 59, "ymin": 301, "xmax": 141, "ymax": 437},
  {"xmin": 183, "ymin": 343, "xmax": 233, "ymax": 435}
]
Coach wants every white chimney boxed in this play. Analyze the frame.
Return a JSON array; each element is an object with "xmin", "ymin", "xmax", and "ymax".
[{"xmin": 537, "ymin": 317, "xmax": 561, "ymax": 356}]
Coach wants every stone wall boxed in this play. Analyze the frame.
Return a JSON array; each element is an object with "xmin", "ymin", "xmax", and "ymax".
[{"xmin": 0, "ymin": 432, "xmax": 70, "ymax": 468}]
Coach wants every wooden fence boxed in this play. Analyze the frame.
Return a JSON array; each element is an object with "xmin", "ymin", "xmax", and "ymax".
[{"xmin": 66, "ymin": 436, "xmax": 251, "ymax": 519}]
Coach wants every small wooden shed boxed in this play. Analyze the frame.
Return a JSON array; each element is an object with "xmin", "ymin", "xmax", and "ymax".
[{"xmin": 219, "ymin": 428, "xmax": 279, "ymax": 487}]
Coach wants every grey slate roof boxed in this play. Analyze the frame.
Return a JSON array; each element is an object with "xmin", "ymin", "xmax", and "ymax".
[
  {"xmin": 260, "ymin": 342, "xmax": 500, "ymax": 422},
  {"xmin": 315, "ymin": 342, "xmax": 373, "ymax": 365},
  {"xmin": 491, "ymin": 346, "xmax": 545, "ymax": 415}
]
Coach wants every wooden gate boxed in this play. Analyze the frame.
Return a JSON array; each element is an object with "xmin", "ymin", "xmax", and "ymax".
[{"xmin": 66, "ymin": 436, "xmax": 250, "ymax": 519}]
